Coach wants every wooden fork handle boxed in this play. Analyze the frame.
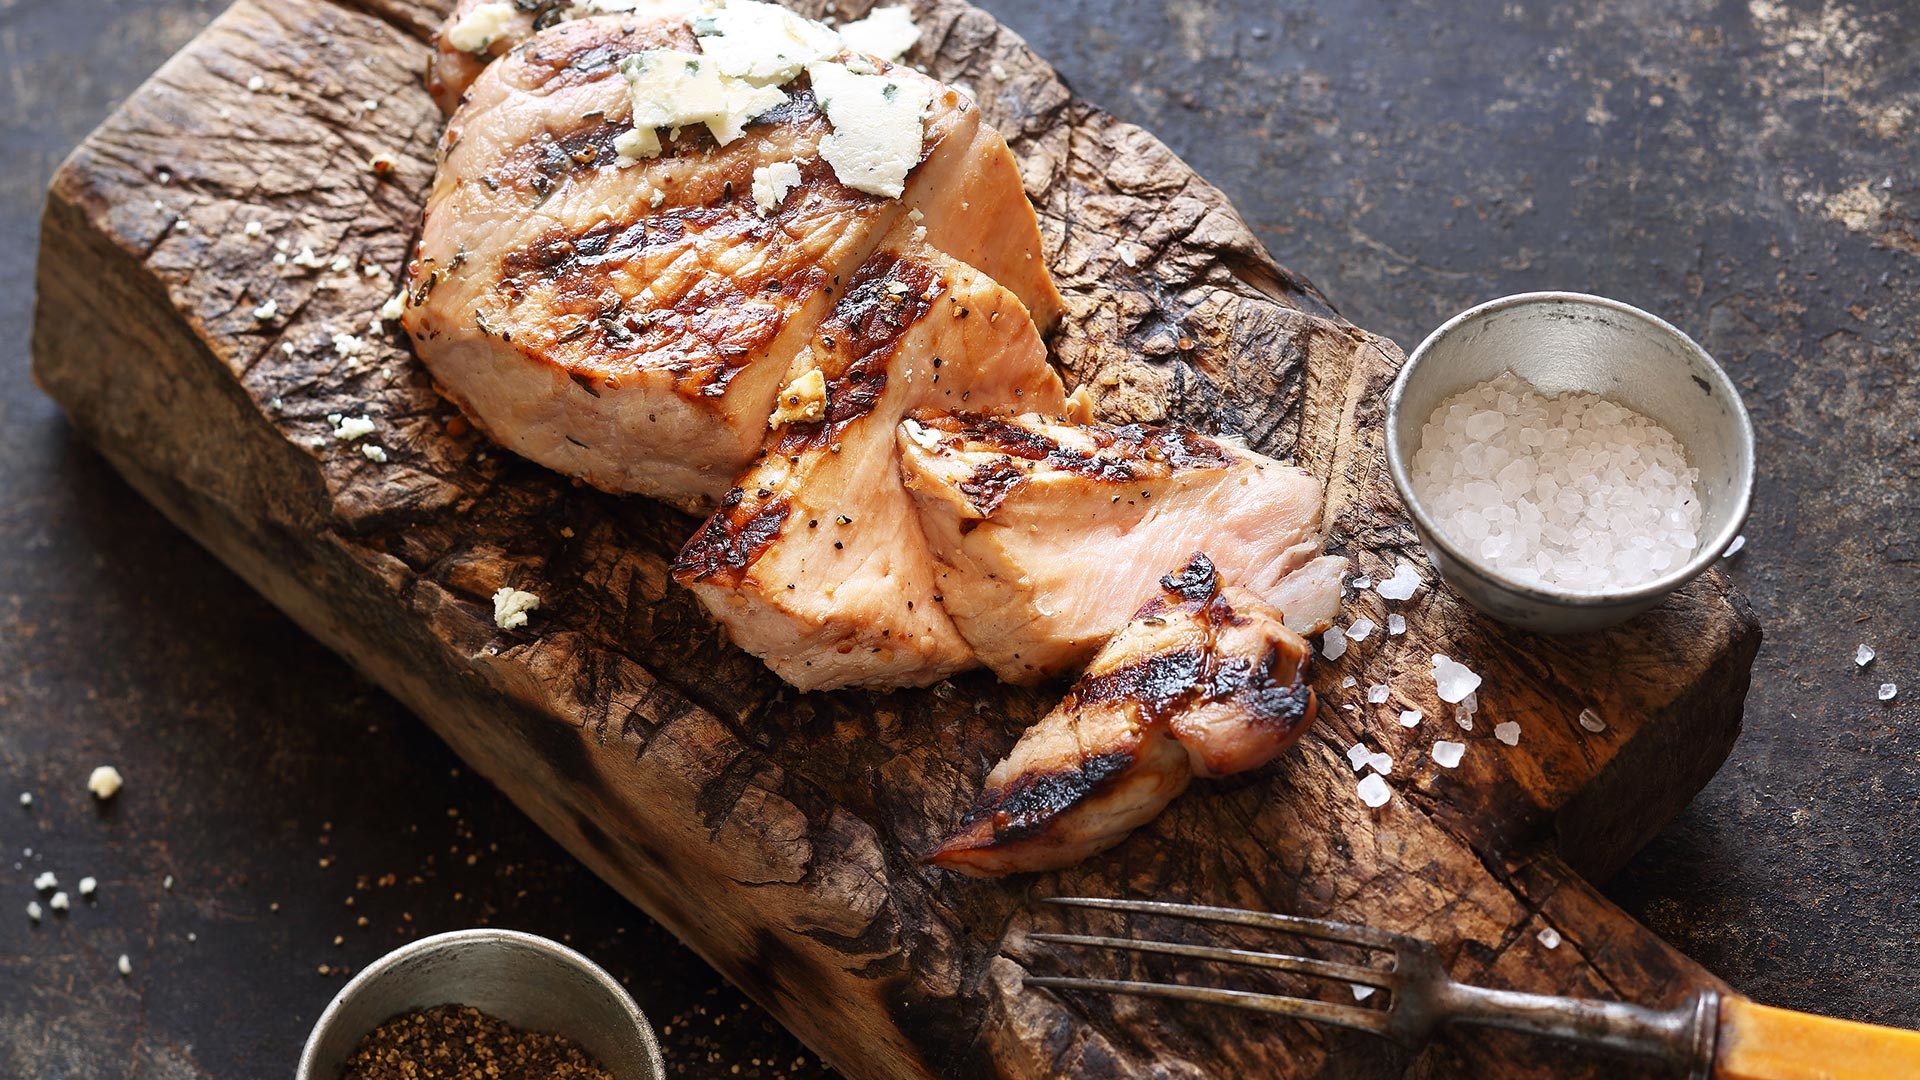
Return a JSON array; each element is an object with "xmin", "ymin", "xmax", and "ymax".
[{"xmin": 1716, "ymin": 996, "xmax": 1920, "ymax": 1079}]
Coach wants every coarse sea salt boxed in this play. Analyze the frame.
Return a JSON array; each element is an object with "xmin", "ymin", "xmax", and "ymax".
[
  {"xmin": 1322, "ymin": 625, "xmax": 1348, "ymax": 661},
  {"xmin": 1387, "ymin": 614, "xmax": 1407, "ymax": 636},
  {"xmin": 1432, "ymin": 740, "xmax": 1466, "ymax": 769},
  {"xmin": 1494, "ymin": 721, "xmax": 1521, "ymax": 746},
  {"xmin": 1376, "ymin": 563, "xmax": 1420, "ymax": 601},
  {"xmin": 1347, "ymin": 618, "xmax": 1376, "ymax": 641},
  {"xmin": 1537, "ymin": 927, "xmax": 1562, "ymax": 950},
  {"xmin": 1356, "ymin": 773, "xmax": 1392, "ymax": 808},
  {"xmin": 1431, "ymin": 654, "xmax": 1481, "ymax": 703},
  {"xmin": 1410, "ymin": 372, "xmax": 1702, "ymax": 592},
  {"xmin": 1346, "ymin": 743, "xmax": 1371, "ymax": 772},
  {"xmin": 1399, "ymin": 709, "xmax": 1423, "ymax": 727},
  {"xmin": 1352, "ymin": 576, "xmax": 1374, "ymax": 590},
  {"xmin": 1856, "ymin": 643, "xmax": 1876, "ymax": 667},
  {"xmin": 1880, "ymin": 683, "xmax": 1898, "ymax": 702},
  {"xmin": 1577, "ymin": 708, "xmax": 1607, "ymax": 733},
  {"xmin": 1367, "ymin": 752, "xmax": 1394, "ymax": 775},
  {"xmin": 1367, "ymin": 683, "xmax": 1390, "ymax": 704}
]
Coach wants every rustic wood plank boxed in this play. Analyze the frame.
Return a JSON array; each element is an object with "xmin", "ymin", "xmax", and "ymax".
[{"xmin": 32, "ymin": 0, "xmax": 1760, "ymax": 1075}]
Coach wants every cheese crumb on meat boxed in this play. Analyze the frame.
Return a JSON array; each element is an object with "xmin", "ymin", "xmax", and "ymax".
[
  {"xmin": 806, "ymin": 61, "xmax": 931, "ymax": 198},
  {"xmin": 751, "ymin": 161, "xmax": 803, "ymax": 215},
  {"xmin": 445, "ymin": 2, "xmax": 517, "ymax": 54},
  {"xmin": 769, "ymin": 368, "xmax": 828, "ymax": 426}
]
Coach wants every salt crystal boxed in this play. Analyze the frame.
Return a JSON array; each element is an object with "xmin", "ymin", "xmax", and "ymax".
[
  {"xmin": 78, "ymin": 877, "xmax": 97, "ymax": 897},
  {"xmin": 1723, "ymin": 534, "xmax": 1746, "ymax": 557},
  {"xmin": 1432, "ymin": 741, "xmax": 1466, "ymax": 768},
  {"xmin": 1537, "ymin": 927, "xmax": 1562, "ymax": 949},
  {"xmin": 1322, "ymin": 625, "xmax": 1348, "ymax": 661},
  {"xmin": 26, "ymin": 901, "xmax": 42, "ymax": 923},
  {"xmin": 1367, "ymin": 683, "xmax": 1390, "ymax": 704},
  {"xmin": 1367, "ymin": 752, "xmax": 1393, "ymax": 775},
  {"xmin": 1356, "ymin": 773, "xmax": 1392, "ymax": 808},
  {"xmin": 1376, "ymin": 564, "xmax": 1420, "ymax": 601},
  {"xmin": 32, "ymin": 871, "xmax": 56, "ymax": 891},
  {"xmin": 1577, "ymin": 708, "xmax": 1606, "ymax": 733},
  {"xmin": 1351, "ymin": 984, "xmax": 1375, "ymax": 1001},
  {"xmin": 1346, "ymin": 743, "xmax": 1371, "ymax": 772},
  {"xmin": 1341, "ymin": 675, "xmax": 1357, "ymax": 689},
  {"xmin": 1351, "ymin": 576, "xmax": 1374, "ymax": 590},
  {"xmin": 1880, "ymin": 683, "xmax": 1898, "ymax": 702},
  {"xmin": 1387, "ymin": 614, "xmax": 1407, "ymax": 636},
  {"xmin": 163, "ymin": 875, "xmax": 173, "ymax": 891},
  {"xmin": 1494, "ymin": 721, "xmax": 1520, "ymax": 746},
  {"xmin": 1856, "ymin": 643, "xmax": 1876, "ymax": 667},
  {"xmin": 1398, "ymin": 709, "xmax": 1423, "ymax": 727},
  {"xmin": 49, "ymin": 892, "xmax": 69, "ymax": 912},
  {"xmin": 1347, "ymin": 618, "xmax": 1376, "ymax": 641},
  {"xmin": 1409, "ymin": 373, "xmax": 1703, "ymax": 591},
  {"xmin": 1431, "ymin": 654, "xmax": 1481, "ymax": 703}
]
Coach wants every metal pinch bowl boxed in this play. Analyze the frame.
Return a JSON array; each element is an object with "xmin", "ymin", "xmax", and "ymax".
[
  {"xmin": 296, "ymin": 928, "xmax": 665, "ymax": 1080},
  {"xmin": 1384, "ymin": 292, "xmax": 1755, "ymax": 634}
]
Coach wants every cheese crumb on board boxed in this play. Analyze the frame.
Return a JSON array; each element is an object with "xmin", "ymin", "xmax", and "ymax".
[
  {"xmin": 251, "ymin": 298, "xmax": 278, "ymax": 321},
  {"xmin": 117, "ymin": 954, "xmax": 132, "ymax": 976},
  {"xmin": 88, "ymin": 766, "xmax": 123, "ymax": 800},
  {"xmin": 839, "ymin": 6, "xmax": 921, "ymax": 62},
  {"xmin": 492, "ymin": 588, "xmax": 541, "ymax": 630},
  {"xmin": 26, "ymin": 901, "xmax": 42, "ymax": 923},
  {"xmin": 329, "ymin": 414, "xmax": 375, "ymax": 441},
  {"xmin": 79, "ymin": 876, "xmax": 98, "ymax": 897},
  {"xmin": 17, "ymin": 792, "xmax": 29, "ymax": 807},
  {"xmin": 33, "ymin": 871, "xmax": 57, "ymax": 891},
  {"xmin": 49, "ymin": 891, "xmax": 69, "ymax": 912},
  {"xmin": 361, "ymin": 445, "xmax": 389, "ymax": 464},
  {"xmin": 807, "ymin": 61, "xmax": 932, "ymax": 198},
  {"xmin": 751, "ymin": 161, "xmax": 804, "ymax": 215}
]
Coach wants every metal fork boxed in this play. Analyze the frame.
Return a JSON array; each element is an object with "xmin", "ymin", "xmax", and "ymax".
[{"xmin": 1025, "ymin": 897, "xmax": 1719, "ymax": 1077}]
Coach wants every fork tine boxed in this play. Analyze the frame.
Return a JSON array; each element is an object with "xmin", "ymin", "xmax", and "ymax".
[
  {"xmin": 1028, "ymin": 932, "xmax": 1397, "ymax": 991},
  {"xmin": 1044, "ymin": 896, "xmax": 1411, "ymax": 951},
  {"xmin": 1024, "ymin": 975, "xmax": 1391, "ymax": 1037}
]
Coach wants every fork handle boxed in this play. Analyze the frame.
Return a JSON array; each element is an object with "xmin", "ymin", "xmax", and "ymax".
[
  {"xmin": 1715, "ymin": 996, "xmax": 1920, "ymax": 1079},
  {"xmin": 1442, "ymin": 983, "xmax": 1718, "ymax": 1073}
]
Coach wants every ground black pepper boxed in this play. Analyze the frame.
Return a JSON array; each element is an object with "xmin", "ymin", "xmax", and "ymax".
[{"xmin": 339, "ymin": 1003, "xmax": 616, "ymax": 1080}]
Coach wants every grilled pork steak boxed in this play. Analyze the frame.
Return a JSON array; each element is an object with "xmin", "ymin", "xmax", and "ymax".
[
  {"xmin": 672, "ymin": 232, "xmax": 1067, "ymax": 690},
  {"xmin": 897, "ymin": 412, "xmax": 1340, "ymax": 684},
  {"xmin": 404, "ymin": 7, "xmax": 1061, "ymax": 509},
  {"xmin": 930, "ymin": 553, "xmax": 1319, "ymax": 876}
]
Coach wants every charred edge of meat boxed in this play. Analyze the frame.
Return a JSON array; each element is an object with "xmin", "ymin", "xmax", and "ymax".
[
  {"xmin": 948, "ymin": 750, "xmax": 1138, "ymax": 844},
  {"xmin": 671, "ymin": 486, "xmax": 791, "ymax": 586},
  {"xmin": 1205, "ymin": 647, "xmax": 1317, "ymax": 737},
  {"xmin": 914, "ymin": 412, "xmax": 1241, "ymax": 515},
  {"xmin": 1159, "ymin": 551, "xmax": 1220, "ymax": 603}
]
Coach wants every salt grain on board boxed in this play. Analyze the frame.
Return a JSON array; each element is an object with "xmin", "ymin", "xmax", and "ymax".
[
  {"xmin": 1357, "ymin": 773, "xmax": 1392, "ymax": 808},
  {"xmin": 1538, "ymin": 927, "xmax": 1562, "ymax": 949},
  {"xmin": 1347, "ymin": 744, "xmax": 1371, "ymax": 772},
  {"xmin": 1880, "ymin": 683, "xmax": 1898, "ymax": 702},
  {"xmin": 1367, "ymin": 683, "xmax": 1390, "ymax": 704},
  {"xmin": 1399, "ymin": 709, "xmax": 1423, "ymax": 727},
  {"xmin": 1856, "ymin": 643, "xmax": 1876, "ymax": 667},
  {"xmin": 1432, "ymin": 741, "xmax": 1466, "ymax": 768},
  {"xmin": 1431, "ymin": 655, "xmax": 1481, "ymax": 703},
  {"xmin": 1376, "ymin": 563, "xmax": 1420, "ymax": 601},
  {"xmin": 1494, "ymin": 721, "xmax": 1521, "ymax": 746},
  {"xmin": 1351, "ymin": 985, "xmax": 1375, "ymax": 1001},
  {"xmin": 1347, "ymin": 618, "xmax": 1375, "ymax": 641},
  {"xmin": 1577, "ymin": 708, "xmax": 1607, "ymax": 733},
  {"xmin": 1352, "ymin": 576, "xmax": 1374, "ymax": 590},
  {"xmin": 1387, "ymin": 614, "xmax": 1407, "ymax": 636},
  {"xmin": 1341, "ymin": 675, "xmax": 1358, "ymax": 689},
  {"xmin": 1367, "ymin": 752, "xmax": 1394, "ymax": 775},
  {"xmin": 1322, "ymin": 625, "xmax": 1348, "ymax": 661}
]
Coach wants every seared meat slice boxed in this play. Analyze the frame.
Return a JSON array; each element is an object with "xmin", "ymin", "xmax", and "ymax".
[
  {"xmin": 405, "ymin": 9, "xmax": 1062, "ymax": 509},
  {"xmin": 930, "ymin": 554, "xmax": 1318, "ymax": 876},
  {"xmin": 897, "ymin": 412, "xmax": 1339, "ymax": 684},
  {"xmin": 672, "ymin": 233, "xmax": 1067, "ymax": 690}
]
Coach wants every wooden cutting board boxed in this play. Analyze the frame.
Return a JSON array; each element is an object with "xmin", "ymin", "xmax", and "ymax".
[{"xmin": 31, "ymin": 0, "xmax": 1761, "ymax": 1075}]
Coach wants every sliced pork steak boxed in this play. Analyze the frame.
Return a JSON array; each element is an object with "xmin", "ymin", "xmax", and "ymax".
[{"xmin": 897, "ymin": 412, "xmax": 1342, "ymax": 684}]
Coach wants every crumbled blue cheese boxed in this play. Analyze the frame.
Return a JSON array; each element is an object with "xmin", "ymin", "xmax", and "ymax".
[
  {"xmin": 243, "ymin": 220, "xmax": 263, "ymax": 239},
  {"xmin": 329, "ymin": 414, "xmax": 376, "ymax": 441},
  {"xmin": 251, "ymin": 298, "xmax": 278, "ymax": 321},
  {"xmin": 361, "ymin": 444, "xmax": 389, "ymax": 463},
  {"xmin": 619, "ymin": 50, "xmax": 788, "ymax": 159},
  {"xmin": 380, "ymin": 292, "xmax": 406, "ymax": 321},
  {"xmin": 332, "ymin": 332, "xmax": 365, "ymax": 358},
  {"xmin": 87, "ymin": 765, "xmax": 123, "ymax": 800},
  {"xmin": 492, "ymin": 587, "xmax": 541, "ymax": 630},
  {"xmin": 246, "ymin": 75, "xmax": 265, "ymax": 93},
  {"xmin": 33, "ymin": 871, "xmax": 57, "ymax": 891},
  {"xmin": 446, "ymin": 2, "xmax": 518, "ymax": 53},
  {"xmin": 806, "ymin": 61, "xmax": 931, "ymax": 198},
  {"xmin": 49, "ymin": 891, "xmax": 69, "ymax": 912},
  {"xmin": 292, "ymin": 245, "xmax": 326, "ymax": 269},
  {"xmin": 117, "ymin": 954, "xmax": 132, "ymax": 977},
  {"xmin": 26, "ymin": 901, "xmax": 42, "ymax": 923},
  {"xmin": 839, "ymin": 6, "xmax": 920, "ymax": 63},
  {"xmin": 901, "ymin": 417, "xmax": 942, "ymax": 450},
  {"xmin": 751, "ymin": 161, "xmax": 803, "ymax": 215},
  {"xmin": 692, "ymin": 0, "xmax": 843, "ymax": 85}
]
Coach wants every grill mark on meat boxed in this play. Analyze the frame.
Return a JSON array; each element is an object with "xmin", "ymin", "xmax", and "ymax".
[
  {"xmin": 951, "ymin": 750, "xmax": 1138, "ymax": 844},
  {"xmin": 771, "ymin": 251, "xmax": 942, "ymax": 454},
  {"xmin": 1160, "ymin": 553, "xmax": 1221, "ymax": 603},
  {"xmin": 1205, "ymin": 647, "xmax": 1316, "ymax": 734},
  {"xmin": 672, "ymin": 485, "xmax": 792, "ymax": 586},
  {"xmin": 916, "ymin": 412, "xmax": 1240, "ymax": 515},
  {"xmin": 517, "ymin": 20, "xmax": 685, "ymax": 95}
]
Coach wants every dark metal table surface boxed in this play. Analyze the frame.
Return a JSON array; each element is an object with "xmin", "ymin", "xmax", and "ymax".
[{"xmin": 4, "ymin": 0, "xmax": 1916, "ymax": 1075}]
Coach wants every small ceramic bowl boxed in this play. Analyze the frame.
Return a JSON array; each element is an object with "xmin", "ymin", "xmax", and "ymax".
[
  {"xmin": 1384, "ymin": 292, "xmax": 1754, "ymax": 633},
  {"xmin": 296, "ymin": 928, "xmax": 665, "ymax": 1080}
]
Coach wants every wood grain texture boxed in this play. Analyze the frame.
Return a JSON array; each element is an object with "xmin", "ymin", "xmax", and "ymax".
[{"xmin": 30, "ymin": 0, "xmax": 1760, "ymax": 1076}]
